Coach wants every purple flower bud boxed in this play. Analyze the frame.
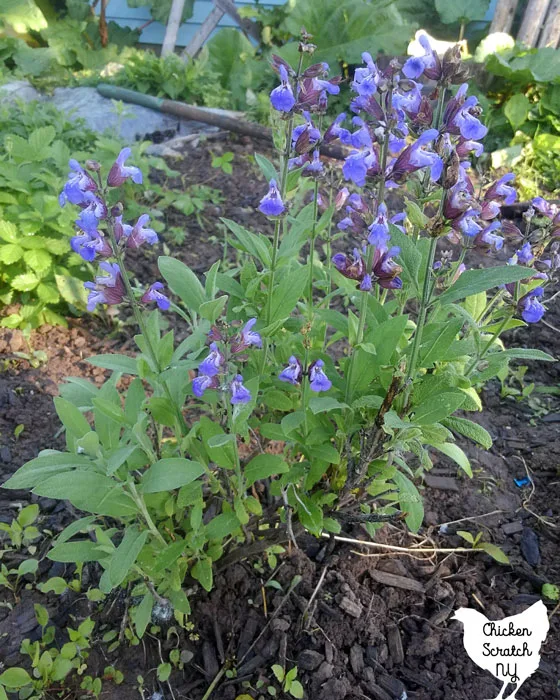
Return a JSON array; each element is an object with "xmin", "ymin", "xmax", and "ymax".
[
  {"xmin": 192, "ymin": 374, "xmax": 218, "ymax": 398},
  {"xmin": 259, "ymin": 179, "xmax": 285, "ymax": 217},
  {"xmin": 141, "ymin": 282, "xmax": 170, "ymax": 310},
  {"xmin": 373, "ymin": 245, "xmax": 403, "ymax": 288},
  {"xmin": 124, "ymin": 214, "xmax": 158, "ymax": 249},
  {"xmin": 332, "ymin": 248, "xmax": 366, "ymax": 281},
  {"xmin": 230, "ymin": 374, "xmax": 252, "ymax": 404},
  {"xmin": 113, "ymin": 215, "xmax": 132, "ymax": 242},
  {"xmin": 279, "ymin": 356, "xmax": 304, "ymax": 385},
  {"xmin": 270, "ymin": 65, "xmax": 296, "ymax": 112},
  {"xmin": 83, "ymin": 262, "xmax": 126, "ymax": 312},
  {"xmin": 308, "ymin": 359, "xmax": 332, "ymax": 392},
  {"xmin": 334, "ymin": 187, "xmax": 350, "ymax": 210},
  {"xmin": 518, "ymin": 287, "xmax": 545, "ymax": 323},
  {"xmin": 59, "ymin": 159, "xmax": 97, "ymax": 207},
  {"xmin": 107, "ymin": 148, "xmax": 143, "ymax": 187},
  {"xmin": 198, "ymin": 342, "xmax": 224, "ymax": 377},
  {"xmin": 360, "ymin": 274, "xmax": 373, "ymax": 291},
  {"xmin": 303, "ymin": 150, "xmax": 323, "ymax": 176}
]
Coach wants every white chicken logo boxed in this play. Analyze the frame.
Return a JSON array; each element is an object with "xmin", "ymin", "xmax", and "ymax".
[{"xmin": 452, "ymin": 600, "xmax": 550, "ymax": 700}]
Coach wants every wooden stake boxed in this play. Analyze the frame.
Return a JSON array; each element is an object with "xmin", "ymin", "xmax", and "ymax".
[
  {"xmin": 489, "ymin": 0, "xmax": 519, "ymax": 34},
  {"xmin": 161, "ymin": 0, "xmax": 187, "ymax": 57},
  {"xmin": 538, "ymin": 0, "xmax": 560, "ymax": 47},
  {"xmin": 518, "ymin": 0, "xmax": 552, "ymax": 46}
]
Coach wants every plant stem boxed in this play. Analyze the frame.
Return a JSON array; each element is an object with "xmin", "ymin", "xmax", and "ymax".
[
  {"xmin": 128, "ymin": 481, "xmax": 166, "ymax": 546},
  {"xmin": 404, "ymin": 235, "xmax": 438, "ymax": 396},
  {"xmin": 226, "ymin": 399, "xmax": 244, "ymax": 497},
  {"xmin": 265, "ymin": 53, "xmax": 305, "ymax": 330},
  {"xmin": 465, "ymin": 312, "xmax": 512, "ymax": 376},
  {"xmin": 344, "ymin": 85, "xmax": 393, "ymax": 403},
  {"xmin": 105, "ymin": 219, "xmax": 187, "ymax": 435}
]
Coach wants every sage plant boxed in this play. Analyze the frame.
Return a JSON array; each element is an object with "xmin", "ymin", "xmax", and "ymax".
[{"xmin": 5, "ymin": 35, "xmax": 557, "ymax": 631}]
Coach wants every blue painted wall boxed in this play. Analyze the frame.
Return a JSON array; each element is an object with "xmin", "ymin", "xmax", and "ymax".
[{"xmin": 104, "ymin": 0, "xmax": 284, "ymax": 47}]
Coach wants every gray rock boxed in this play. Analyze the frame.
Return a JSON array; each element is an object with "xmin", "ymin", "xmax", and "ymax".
[
  {"xmin": 314, "ymin": 661, "xmax": 334, "ymax": 683},
  {"xmin": 49, "ymin": 86, "xmax": 218, "ymax": 142},
  {"xmin": 0, "ymin": 80, "xmax": 42, "ymax": 103},
  {"xmin": 349, "ymin": 644, "xmax": 364, "ymax": 676}
]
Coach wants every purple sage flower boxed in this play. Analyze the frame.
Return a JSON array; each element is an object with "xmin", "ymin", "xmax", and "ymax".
[
  {"xmin": 230, "ymin": 375, "xmax": 252, "ymax": 404},
  {"xmin": 484, "ymin": 173, "xmax": 517, "ymax": 207},
  {"xmin": 231, "ymin": 318, "xmax": 262, "ymax": 353},
  {"xmin": 332, "ymin": 248, "xmax": 366, "ymax": 281},
  {"xmin": 351, "ymin": 52, "xmax": 380, "ymax": 97},
  {"xmin": 71, "ymin": 230, "xmax": 112, "ymax": 262},
  {"xmin": 192, "ymin": 374, "xmax": 218, "ymax": 398},
  {"xmin": 125, "ymin": 214, "xmax": 158, "ymax": 249},
  {"xmin": 107, "ymin": 148, "xmax": 143, "ymax": 187},
  {"xmin": 308, "ymin": 359, "xmax": 332, "ymax": 392},
  {"xmin": 141, "ymin": 282, "xmax": 170, "ymax": 310},
  {"xmin": 270, "ymin": 65, "xmax": 296, "ymax": 113},
  {"xmin": 518, "ymin": 287, "xmax": 545, "ymax": 323},
  {"xmin": 443, "ymin": 85, "xmax": 488, "ymax": 141},
  {"xmin": 279, "ymin": 356, "xmax": 303, "ymax": 385},
  {"xmin": 454, "ymin": 209, "xmax": 482, "ymax": 237},
  {"xmin": 83, "ymin": 262, "xmax": 126, "ymax": 312},
  {"xmin": 403, "ymin": 34, "xmax": 441, "ymax": 81},
  {"xmin": 367, "ymin": 203, "xmax": 390, "ymax": 248},
  {"xmin": 259, "ymin": 179, "xmax": 285, "ymax": 217},
  {"xmin": 198, "ymin": 342, "xmax": 224, "ymax": 377},
  {"xmin": 75, "ymin": 193, "xmax": 107, "ymax": 233},
  {"xmin": 59, "ymin": 159, "xmax": 97, "ymax": 207},
  {"xmin": 390, "ymin": 129, "xmax": 443, "ymax": 182},
  {"xmin": 517, "ymin": 242, "xmax": 534, "ymax": 265}
]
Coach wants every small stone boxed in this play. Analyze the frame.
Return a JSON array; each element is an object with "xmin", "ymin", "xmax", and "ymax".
[
  {"xmin": 338, "ymin": 596, "xmax": 363, "ymax": 618},
  {"xmin": 378, "ymin": 674, "xmax": 406, "ymax": 698},
  {"xmin": 365, "ymin": 645, "xmax": 378, "ymax": 668},
  {"xmin": 520, "ymin": 527, "xmax": 540, "ymax": 566},
  {"xmin": 270, "ymin": 617, "xmax": 291, "ymax": 633},
  {"xmin": 349, "ymin": 644, "xmax": 364, "ymax": 676},
  {"xmin": 387, "ymin": 625, "xmax": 404, "ymax": 665},
  {"xmin": 297, "ymin": 649, "xmax": 324, "ymax": 671},
  {"xmin": 502, "ymin": 521, "xmax": 523, "ymax": 535},
  {"xmin": 314, "ymin": 661, "xmax": 334, "ymax": 683}
]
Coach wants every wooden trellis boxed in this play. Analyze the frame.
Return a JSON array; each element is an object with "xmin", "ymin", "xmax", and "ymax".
[{"xmin": 491, "ymin": 0, "xmax": 560, "ymax": 48}]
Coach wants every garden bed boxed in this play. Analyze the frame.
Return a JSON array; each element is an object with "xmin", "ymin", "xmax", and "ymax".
[{"xmin": 0, "ymin": 135, "xmax": 558, "ymax": 700}]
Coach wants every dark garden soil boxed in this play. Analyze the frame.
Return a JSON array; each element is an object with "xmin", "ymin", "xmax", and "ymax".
[{"xmin": 0, "ymin": 134, "xmax": 559, "ymax": 700}]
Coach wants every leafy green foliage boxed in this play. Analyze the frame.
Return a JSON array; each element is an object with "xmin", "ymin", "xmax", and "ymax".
[
  {"xmin": 110, "ymin": 50, "xmax": 231, "ymax": 108},
  {"xmin": 277, "ymin": 0, "xmax": 415, "ymax": 66},
  {"xmin": 435, "ymin": 0, "xmax": 490, "ymax": 25},
  {"xmin": 0, "ymin": 99, "xmax": 169, "ymax": 328},
  {"xmin": 475, "ymin": 38, "xmax": 560, "ymax": 187}
]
